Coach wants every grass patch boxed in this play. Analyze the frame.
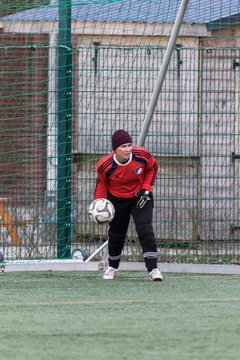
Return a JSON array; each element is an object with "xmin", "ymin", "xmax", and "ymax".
[{"xmin": 0, "ymin": 271, "xmax": 240, "ymax": 360}]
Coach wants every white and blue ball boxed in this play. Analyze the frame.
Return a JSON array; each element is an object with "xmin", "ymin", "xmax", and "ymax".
[{"xmin": 88, "ymin": 198, "xmax": 115, "ymax": 224}]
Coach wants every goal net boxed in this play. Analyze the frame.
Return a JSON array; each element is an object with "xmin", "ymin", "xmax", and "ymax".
[{"xmin": 0, "ymin": 0, "xmax": 240, "ymax": 265}]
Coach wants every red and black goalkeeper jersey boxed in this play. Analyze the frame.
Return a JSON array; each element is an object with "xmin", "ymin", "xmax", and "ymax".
[{"xmin": 94, "ymin": 146, "xmax": 158, "ymax": 199}]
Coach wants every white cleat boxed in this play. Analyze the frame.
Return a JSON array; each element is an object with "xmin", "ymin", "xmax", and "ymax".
[
  {"xmin": 103, "ymin": 266, "xmax": 118, "ymax": 280},
  {"xmin": 149, "ymin": 268, "xmax": 163, "ymax": 281}
]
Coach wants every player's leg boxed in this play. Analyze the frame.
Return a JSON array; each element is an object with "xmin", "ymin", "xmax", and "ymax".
[
  {"xmin": 104, "ymin": 195, "xmax": 131, "ymax": 278},
  {"xmin": 132, "ymin": 194, "xmax": 163, "ymax": 281}
]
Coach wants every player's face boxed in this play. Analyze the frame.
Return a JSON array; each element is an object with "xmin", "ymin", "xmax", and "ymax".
[{"xmin": 115, "ymin": 142, "xmax": 132, "ymax": 163}]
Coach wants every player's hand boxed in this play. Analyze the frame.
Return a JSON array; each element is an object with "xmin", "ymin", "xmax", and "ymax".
[{"xmin": 136, "ymin": 189, "xmax": 150, "ymax": 209}]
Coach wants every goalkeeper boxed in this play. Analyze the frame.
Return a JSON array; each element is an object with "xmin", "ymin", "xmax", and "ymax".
[{"xmin": 94, "ymin": 129, "xmax": 163, "ymax": 281}]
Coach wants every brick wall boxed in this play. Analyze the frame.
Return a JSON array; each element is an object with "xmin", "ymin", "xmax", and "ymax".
[
  {"xmin": 0, "ymin": 32, "xmax": 48, "ymax": 204},
  {"xmin": 0, "ymin": 0, "xmax": 50, "ymax": 17}
]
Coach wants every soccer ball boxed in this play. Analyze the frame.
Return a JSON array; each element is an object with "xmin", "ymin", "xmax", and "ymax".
[{"xmin": 88, "ymin": 198, "xmax": 115, "ymax": 224}]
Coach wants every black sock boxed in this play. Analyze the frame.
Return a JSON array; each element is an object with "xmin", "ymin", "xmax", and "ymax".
[
  {"xmin": 145, "ymin": 258, "xmax": 157, "ymax": 272},
  {"xmin": 108, "ymin": 259, "xmax": 120, "ymax": 269}
]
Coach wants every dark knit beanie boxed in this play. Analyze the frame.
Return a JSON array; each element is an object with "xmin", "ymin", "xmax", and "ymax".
[{"xmin": 112, "ymin": 130, "xmax": 132, "ymax": 150}]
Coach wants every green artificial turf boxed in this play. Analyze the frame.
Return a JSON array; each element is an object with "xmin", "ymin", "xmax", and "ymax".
[{"xmin": 0, "ymin": 271, "xmax": 239, "ymax": 360}]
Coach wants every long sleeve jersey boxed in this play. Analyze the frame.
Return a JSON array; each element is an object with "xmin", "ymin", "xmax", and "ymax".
[{"xmin": 94, "ymin": 146, "xmax": 158, "ymax": 199}]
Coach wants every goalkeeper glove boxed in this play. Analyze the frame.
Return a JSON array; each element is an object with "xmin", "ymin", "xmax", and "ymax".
[{"xmin": 136, "ymin": 189, "xmax": 150, "ymax": 209}]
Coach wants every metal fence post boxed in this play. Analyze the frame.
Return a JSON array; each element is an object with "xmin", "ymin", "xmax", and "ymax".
[{"xmin": 57, "ymin": 0, "xmax": 72, "ymax": 258}]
